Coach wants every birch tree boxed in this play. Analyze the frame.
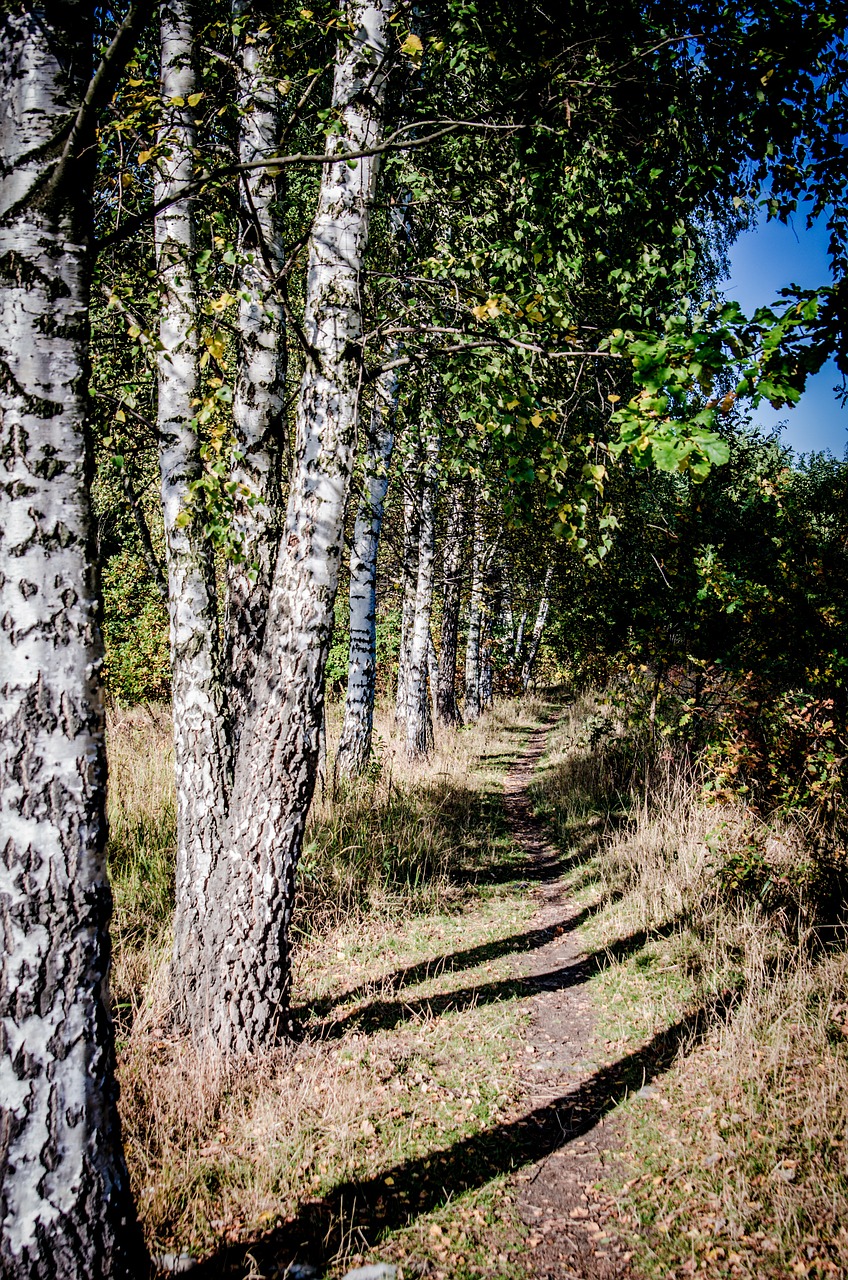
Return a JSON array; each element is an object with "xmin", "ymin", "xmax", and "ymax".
[
  {"xmin": 521, "ymin": 562, "xmax": 554, "ymax": 693},
  {"xmin": 335, "ymin": 366, "xmax": 399, "ymax": 780},
  {"xmin": 156, "ymin": 0, "xmax": 232, "ymax": 1030},
  {"xmin": 435, "ymin": 485, "xmax": 466, "ymax": 726},
  {"xmin": 0, "ymin": 5, "xmax": 143, "ymax": 1273},
  {"xmin": 227, "ymin": 0, "xmax": 287, "ymax": 743},
  {"xmin": 198, "ymin": 0, "xmax": 396, "ymax": 1054},
  {"xmin": 464, "ymin": 499, "xmax": 485, "ymax": 722},
  {"xmin": 406, "ymin": 432, "xmax": 440, "ymax": 759},
  {"xmin": 395, "ymin": 468, "xmax": 420, "ymax": 726}
]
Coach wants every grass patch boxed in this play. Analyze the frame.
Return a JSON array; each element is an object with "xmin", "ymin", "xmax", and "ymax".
[
  {"xmin": 531, "ymin": 695, "xmax": 848, "ymax": 1280},
  {"xmin": 109, "ymin": 697, "xmax": 547, "ymax": 1274}
]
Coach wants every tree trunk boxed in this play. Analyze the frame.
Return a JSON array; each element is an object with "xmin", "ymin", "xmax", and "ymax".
[
  {"xmin": 464, "ymin": 500, "xmax": 485, "ymax": 722},
  {"xmin": 521, "ymin": 563, "xmax": 554, "ymax": 693},
  {"xmin": 513, "ymin": 608, "xmax": 528, "ymax": 670},
  {"xmin": 427, "ymin": 631, "xmax": 439, "ymax": 721},
  {"xmin": 335, "ymin": 366, "xmax": 398, "ymax": 780},
  {"xmin": 406, "ymin": 434, "xmax": 440, "ymax": 760},
  {"xmin": 156, "ymin": 0, "xmax": 232, "ymax": 1028},
  {"xmin": 480, "ymin": 627, "xmax": 494, "ymax": 709},
  {"xmin": 435, "ymin": 486, "xmax": 466, "ymax": 726},
  {"xmin": 202, "ymin": 0, "xmax": 394, "ymax": 1054},
  {"xmin": 0, "ymin": 8, "xmax": 141, "ymax": 1273},
  {"xmin": 395, "ymin": 469, "xmax": 420, "ymax": 727},
  {"xmin": 226, "ymin": 0, "xmax": 287, "ymax": 746}
]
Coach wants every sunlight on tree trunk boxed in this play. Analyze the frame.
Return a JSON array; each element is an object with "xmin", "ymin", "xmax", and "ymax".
[
  {"xmin": 0, "ymin": 7, "xmax": 142, "ymax": 1273},
  {"xmin": 406, "ymin": 433, "xmax": 440, "ymax": 759},
  {"xmin": 157, "ymin": 0, "xmax": 232, "ymax": 1031},
  {"xmin": 336, "ymin": 366, "xmax": 399, "ymax": 780},
  {"xmin": 521, "ymin": 563, "xmax": 554, "ymax": 694},
  {"xmin": 226, "ymin": 0, "xmax": 287, "ymax": 745},
  {"xmin": 203, "ymin": 0, "xmax": 396, "ymax": 1054}
]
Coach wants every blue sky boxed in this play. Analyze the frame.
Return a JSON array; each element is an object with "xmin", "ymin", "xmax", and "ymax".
[{"xmin": 722, "ymin": 213, "xmax": 846, "ymax": 456}]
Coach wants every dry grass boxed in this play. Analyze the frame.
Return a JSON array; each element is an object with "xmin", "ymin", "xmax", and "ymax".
[
  {"xmin": 107, "ymin": 697, "xmax": 547, "ymax": 1274},
  {"xmin": 531, "ymin": 695, "xmax": 848, "ymax": 1280}
]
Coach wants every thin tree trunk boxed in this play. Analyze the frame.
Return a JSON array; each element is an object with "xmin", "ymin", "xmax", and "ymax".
[
  {"xmin": 202, "ymin": 0, "xmax": 394, "ymax": 1054},
  {"xmin": 464, "ymin": 500, "xmax": 485, "ymax": 722},
  {"xmin": 395, "ymin": 471, "xmax": 419, "ymax": 726},
  {"xmin": 336, "ymin": 366, "xmax": 398, "ymax": 780},
  {"xmin": 0, "ymin": 8, "xmax": 142, "ymax": 1272},
  {"xmin": 406, "ymin": 433, "xmax": 440, "ymax": 760},
  {"xmin": 427, "ymin": 631, "xmax": 439, "ymax": 719},
  {"xmin": 436, "ymin": 485, "xmax": 466, "ymax": 726},
  {"xmin": 226, "ymin": 0, "xmax": 287, "ymax": 745},
  {"xmin": 521, "ymin": 563, "xmax": 554, "ymax": 693},
  {"xmin": 156, "ymin": 0, "xmax": 231, "ymax": 1027},
  {"xmin": 513, "ymin": 608, "xmax": 528, "ymax": 669}
]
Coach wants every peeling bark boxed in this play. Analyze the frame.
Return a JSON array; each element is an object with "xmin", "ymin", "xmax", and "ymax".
[
  {"xmin": 0, "ymin": 7, "xmax": 142, "ymax": 1273},
  {"xmin": 202, "ymin": 0, "xmax": 395, "ymax": 1054},
  {"xmin": 226, "ymin": 0, "xmax": 287, "ymax": 744},
  {"xmin": 156, "ymin": 0, "xmax": 232, "ymax": 1028},
  {"xmin": 335, "ymin": 366, "xmax": 398, "ymax": 780},
  {"xmin": 435, "ymin": 485, "xmax": 466, "ymax": 727},
  {"xmin": 406, "ymin": 433, "xmax": 439, "ymax": 760}
]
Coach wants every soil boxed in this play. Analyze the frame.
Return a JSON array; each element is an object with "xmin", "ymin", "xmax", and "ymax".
[{"xmin": 503, "ymin": 720, "xmax": 634, "ymax": 1280}]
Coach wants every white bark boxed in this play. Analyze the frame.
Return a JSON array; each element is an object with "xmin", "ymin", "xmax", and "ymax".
[
  {"xmin": 513, "ymin": 608, "xmax": 528, "ymax": 669},
  {"xmin": 226, "ymin": 0, "xmax": 287, "ymax": 742},
  {"xmin": 406, "ymin": 433, "xmax": 439, "ymax": 760},
  {"xmin": 202, "ymin": 0, "xmax": 395, "ymax": 1054},
  {"xmin": 156, "ymin": 0, "xmax": 231, "ymax": 1026},
  {"xmin": 0, "ymin": 8, "xmax": 140, "ymax": 1273},
  {"xmin": 464, "ymin": 499, "xmax": 485, "ymax": 722},
  {"xmin": 395, "ymin": 470, "xmax": 419, "ymax": 726},
  {"xmin": 521, "ymin": 563, "xmax": 554, "ymax": 693},
  {"xmin": 435, "ymin": 486, "xmax": 466, "ymax": 726},
  {"xmin": 335, "ymin": 366, "xmax": 398, "ymax": 780}
]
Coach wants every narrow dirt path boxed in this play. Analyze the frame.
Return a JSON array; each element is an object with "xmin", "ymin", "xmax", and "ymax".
[{"xmin": 504, "ymin": 719, "xmax": 633, "ymax": 1280}]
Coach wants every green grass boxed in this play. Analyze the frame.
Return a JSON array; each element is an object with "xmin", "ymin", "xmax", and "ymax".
[
  {"xmin": 529, "ymin": 694, "xmax": 848, "ymax": 1280},
  {"xmin": 109, "ymin": 698, "xmax": 546, "ymax": 1274}
]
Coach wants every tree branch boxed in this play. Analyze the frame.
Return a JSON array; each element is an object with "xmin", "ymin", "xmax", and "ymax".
[
  {"xmin": 96, "ymin": 119, "xmax": 524, "ymax": 251},
  {"xmin": 48, "ymin": 1, "xmax": 156, "ymax": 197}
]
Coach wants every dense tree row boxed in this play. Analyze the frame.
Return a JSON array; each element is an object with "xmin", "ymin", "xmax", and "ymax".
[{"xmin": 2, "ymin": 0, "xmax": 848, "ymax": 1273}]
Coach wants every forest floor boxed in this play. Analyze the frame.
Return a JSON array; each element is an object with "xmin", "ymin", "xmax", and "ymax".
[{"xmin": 108, "ymin": 697, "xmax": 848, "ymax": 1280}]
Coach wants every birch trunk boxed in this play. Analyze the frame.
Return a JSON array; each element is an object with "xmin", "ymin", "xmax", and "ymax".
[
  {"xmin": 406, "ymin": 434, "xmax": 439, "ymax": 760},
  {"xmin": 335, "ymin": 367, "xmax": 398, "ymax": 780},
  {"xmin": 435, "ymin": 486, "xmax": 466, "ymax": 726},
  {"xmin": 202, "ymin": 0, "xmax": 394, "ymax": 1054},
  {"xmin": 395, "ymin": 472, "xmax": 419, "ymax": 726},
  {"xmin": 513, "ymin": 608, "xmax": 528, "ymax": 669},
  {"xmin": 521, "ymin": 563, "xmax": 554, "ymax": 693},
  {"xmin": 0, "ymin": 8, "xmax": 141, "ymax": 1272},
  {"xmin": 480, "ymin": 628, "xmax": 494, "ymax": 709},
  {"xmin": 156, "ymin": 0, "xmax": 231, "ymax": 1027},
  {"xmin": 226, "ymin": 1, "xmax": 287, "ymax": 744},
  {"xmin": 464, "ymin": 501, "xmax": 485, "ymax": 722}
]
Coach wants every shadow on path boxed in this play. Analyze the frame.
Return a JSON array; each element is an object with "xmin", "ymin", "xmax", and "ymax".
[
  {"xmin": 193, "ymin": 991, "xmax": 734, "ymax": 1278},
  {"xmin": 310, "ymin": 913, "xmax": 686, "ymax": 1041}
]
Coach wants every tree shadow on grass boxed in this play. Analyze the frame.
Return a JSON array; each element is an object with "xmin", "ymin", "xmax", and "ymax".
[
  {"xmin": 192, "ymin": 989, "xmax": 734, "ymax": 1279},
  {"xmin": 309, "ymin": 912, "xmax": 686, "ymax": 1041}
]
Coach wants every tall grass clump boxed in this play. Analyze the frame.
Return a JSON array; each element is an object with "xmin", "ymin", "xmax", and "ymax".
[
  {"xmin": 533, "ymin": 690, "xmax": 848, "ymax": 1278},
  {"xmin": 106, "ymin": 695, "xmax": 540, "ymax": 1259}
]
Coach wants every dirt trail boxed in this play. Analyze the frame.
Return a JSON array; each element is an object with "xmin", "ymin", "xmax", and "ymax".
[{"xmin": 504, "ymin": 719, "xmax": 632, "ymax": 1280}]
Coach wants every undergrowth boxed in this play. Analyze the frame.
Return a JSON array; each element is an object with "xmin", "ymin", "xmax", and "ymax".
[
  {"xmin": 531, "ymin": 694, "xmax": 848, "ymax": 1280},
  {"xmin": 107, "ymin": 697, "xmax": 546, "ymax": 1274}
]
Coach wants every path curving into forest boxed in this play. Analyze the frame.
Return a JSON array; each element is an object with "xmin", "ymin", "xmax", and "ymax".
[{"xmin": 504, "ymin": 719, "xmax": 633, "ymax": 1280}]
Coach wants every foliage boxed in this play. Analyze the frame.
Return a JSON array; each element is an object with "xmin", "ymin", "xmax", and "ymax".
[{"xmin": 101, "ymin": 551, "xmax": 171, "ymax": 703}]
